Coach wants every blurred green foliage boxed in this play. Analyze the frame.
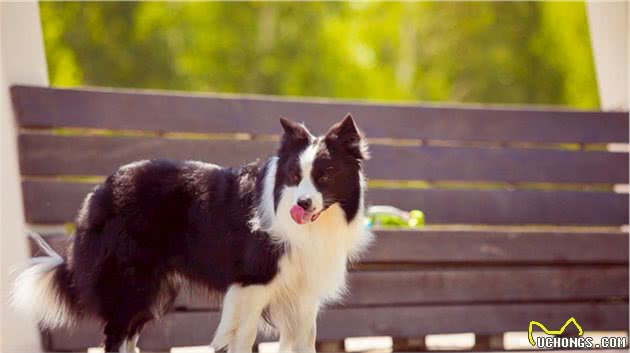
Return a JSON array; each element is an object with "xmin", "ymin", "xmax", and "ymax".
[{"xmin": 40, "ymin": 1, "xmax": 599, "ymax": 108}]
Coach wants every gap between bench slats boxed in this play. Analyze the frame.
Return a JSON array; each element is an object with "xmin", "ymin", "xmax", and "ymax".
[
  {"xmin": 21, "ymin": 180, "xmax": 630, "ymax": 225},
  {"xmin": 18, "ymin": 133, "xmax": 629, "ymax": 183},
  {"xmin": 43, "ymin": 302, "xmax": 628, "ymax": 352},
  {"xmin": 11, "ymin": 85, "xmax": 629, "ymax": 143}
]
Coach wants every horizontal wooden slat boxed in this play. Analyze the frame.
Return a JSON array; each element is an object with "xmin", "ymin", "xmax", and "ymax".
[
  {"xmin": 18, "ymin": 134, "xmax": 275, "ymax": 176},
  {"xmin": 12, "ymin": 85, "xmax": 629, "ymax": 143},
  {"xmin": 45, "ymin": 302, "xmax": 628, "ymax": 351},
  {"xmin": 22, "ymin": 180, "xmax": 629, "ymax": 225},
  {"xmin": 314, "ymin": 303, "xmax": 628, "ymax": 343},
  {"xmin": 366, "ymin": 230, "xmax": 629, "ymax": 264},
  {"xmin": 32, "ymin": 231, "xmax": 630, "ymax": 265},
  {"xmin": 19, "ymin": 133, "xmax": 629, "ymax": 183},
  {"xmin": 344, "ymin": 267, "xmax": 628, "ymax": 304},
  {"xmin": 174, "ymin": 267, "xmax": 628, "ymax": 310},
  {"xmin": 367, "ymin": 188, "xmax": 629, "ymax": 225}
]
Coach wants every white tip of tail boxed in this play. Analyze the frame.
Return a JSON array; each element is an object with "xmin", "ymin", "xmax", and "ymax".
[{"xmin": 11, "ymin": 231, "xmax": 75, "ymax": 329}]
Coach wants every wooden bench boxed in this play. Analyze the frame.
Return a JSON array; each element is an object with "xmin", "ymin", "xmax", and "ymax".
[{"xmin": 11, "ymin": 85, "xmax": 629, "ymax": 352}]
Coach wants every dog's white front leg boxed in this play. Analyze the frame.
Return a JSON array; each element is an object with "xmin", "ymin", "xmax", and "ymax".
[
  {"xmin": 273, "ymin": 302, "xmax": 294, "ymax": 353},
  {"xmin": 274, "ymin": 299, "xmax": 319, "ymax": 353},
  {"xmin": 292, "ymin": 302, "xmax": 318, "ymax": 353},
  {"xmin": 210, "ymin": 284, "xmax": 273, "ymax": 353}
]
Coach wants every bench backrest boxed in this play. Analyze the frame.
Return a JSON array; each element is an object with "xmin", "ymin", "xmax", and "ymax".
[{"xmin": 11, "ymin": 85, "xmax": 629, "ymax": 351}]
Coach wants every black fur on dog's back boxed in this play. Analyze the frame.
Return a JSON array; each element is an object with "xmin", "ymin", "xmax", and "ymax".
[{"xmin": 34, "ymin": 159, "xmax": 284, "ymax": 350}]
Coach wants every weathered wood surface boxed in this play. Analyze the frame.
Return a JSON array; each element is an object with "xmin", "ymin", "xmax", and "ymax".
[
  {"xmin": 22, "ymin": 180, "xmax": 629, "ymax": 225},
  {"xmin": 12, "ymin": 85, "xmax": 629, "ymax": 143},
  {"xmin": 34, "ymin": 231, "xmax": 630, "ymax": 265},
  {"xmin": 174, "ymin": 266, "xmax": 628, "ymax": 309},
  {"xmin": 44, "ymin": 302, "xmax": 628, "ymax": 351},
  {"xmin": 19, "ymin": 133, "xmax": 629, "ymax": 183},
  {"xmin": 12, "ymin": 85, "xmax": 629, "ymax": 352},
  {"xmin": 367, "ymin": 188, "xmax": 628, "ymax": 225},
  {"xmin": 32, "ymin": 230, "xmax": 630, "ymax": 352},
  {"xmin": 367, "ymin": 230, "xmax": 629, "ymax": 264}
]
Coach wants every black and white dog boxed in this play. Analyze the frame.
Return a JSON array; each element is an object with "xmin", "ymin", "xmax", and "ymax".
[{"xmin": 12, "ymin": 114, "xmax": 372, "ymax": 353}]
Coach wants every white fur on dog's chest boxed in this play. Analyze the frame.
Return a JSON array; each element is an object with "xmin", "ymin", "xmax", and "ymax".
[{"xmin": 270, "ymin": 203, "xmax": 366, "ymax": 303}]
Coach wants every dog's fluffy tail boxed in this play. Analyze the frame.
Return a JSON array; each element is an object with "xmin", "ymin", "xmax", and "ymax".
[{"xmin": 11, "ymin": 231, "xmax": 80, "ymax": 329}]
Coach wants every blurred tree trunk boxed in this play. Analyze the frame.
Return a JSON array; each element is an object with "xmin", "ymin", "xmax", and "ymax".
[{"xmin": 396, "ymin": 4, "xmax": 417, "ymax": 90}]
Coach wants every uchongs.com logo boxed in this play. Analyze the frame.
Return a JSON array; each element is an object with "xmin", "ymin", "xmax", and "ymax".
[{"xmin": 528, "ymin": 317, "xmax": 628, "ymax": 349}]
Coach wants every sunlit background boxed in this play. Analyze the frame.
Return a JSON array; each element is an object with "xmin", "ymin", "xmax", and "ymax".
[
  {"xmin": 40, "ymin": 1, "xmax": 599, "ymax": 108},
  {"xmin": 1, "ymin": 2, "xmax": 625, "ymax": 352}
]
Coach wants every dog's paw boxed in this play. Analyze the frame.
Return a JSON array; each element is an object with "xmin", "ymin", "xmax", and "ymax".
[
  {"xmin": 209, "ymin": 332, "xmax": 232, "ymax": 353},
  {"xmin": 209, "ymin": 343, "xmax": 228, "ymax": 353}
]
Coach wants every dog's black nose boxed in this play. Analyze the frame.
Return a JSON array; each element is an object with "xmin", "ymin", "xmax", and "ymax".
[{"xmin": 297, "ymin": 197, "xmax": 312, "ymax": 210}]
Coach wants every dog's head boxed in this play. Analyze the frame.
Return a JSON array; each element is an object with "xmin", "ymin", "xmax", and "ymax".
[{"xmin": 273, "ymin": 114, "xmax": 368, "ymax": 225}]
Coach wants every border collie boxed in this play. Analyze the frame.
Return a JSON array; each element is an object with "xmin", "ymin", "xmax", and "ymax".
[{"xmin": 12, "ymin": 114, "xmax": 372, "ymax": 353}]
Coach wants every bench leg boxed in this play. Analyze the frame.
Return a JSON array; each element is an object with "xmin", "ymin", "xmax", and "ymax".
[
  {"xmin": 315, "ymin": 339, "xmax": 345, "ymax": 352},
  {"xmin": 393, "ymin": 337, "xmax": 426, "ymax": 352},
  {"xmin": 473, "ymin": 334, "xmax": 503, "ymax": 351}
]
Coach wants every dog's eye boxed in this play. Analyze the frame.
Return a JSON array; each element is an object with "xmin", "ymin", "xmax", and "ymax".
[
  {"xmin": 290, "ymin": 172, "xmax": 300, "ymax": 184},
  {"xmin": 318, "ymin": 174, "xmax": 330, "ymax": 184}
]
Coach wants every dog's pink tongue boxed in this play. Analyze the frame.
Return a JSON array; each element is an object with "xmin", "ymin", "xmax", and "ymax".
[{"xmin": 290, "ymin": 205, "xmax": 305, "ymax": 224}]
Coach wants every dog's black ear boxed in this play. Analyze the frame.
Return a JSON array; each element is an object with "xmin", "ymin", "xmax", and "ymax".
[
  {"xmin": 279, "ymin": 117, "xmax": 310, "ymax": 143},
  {"xmin": 325, "ymin": 114, "xmax": 369, "ymax": 160}
]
